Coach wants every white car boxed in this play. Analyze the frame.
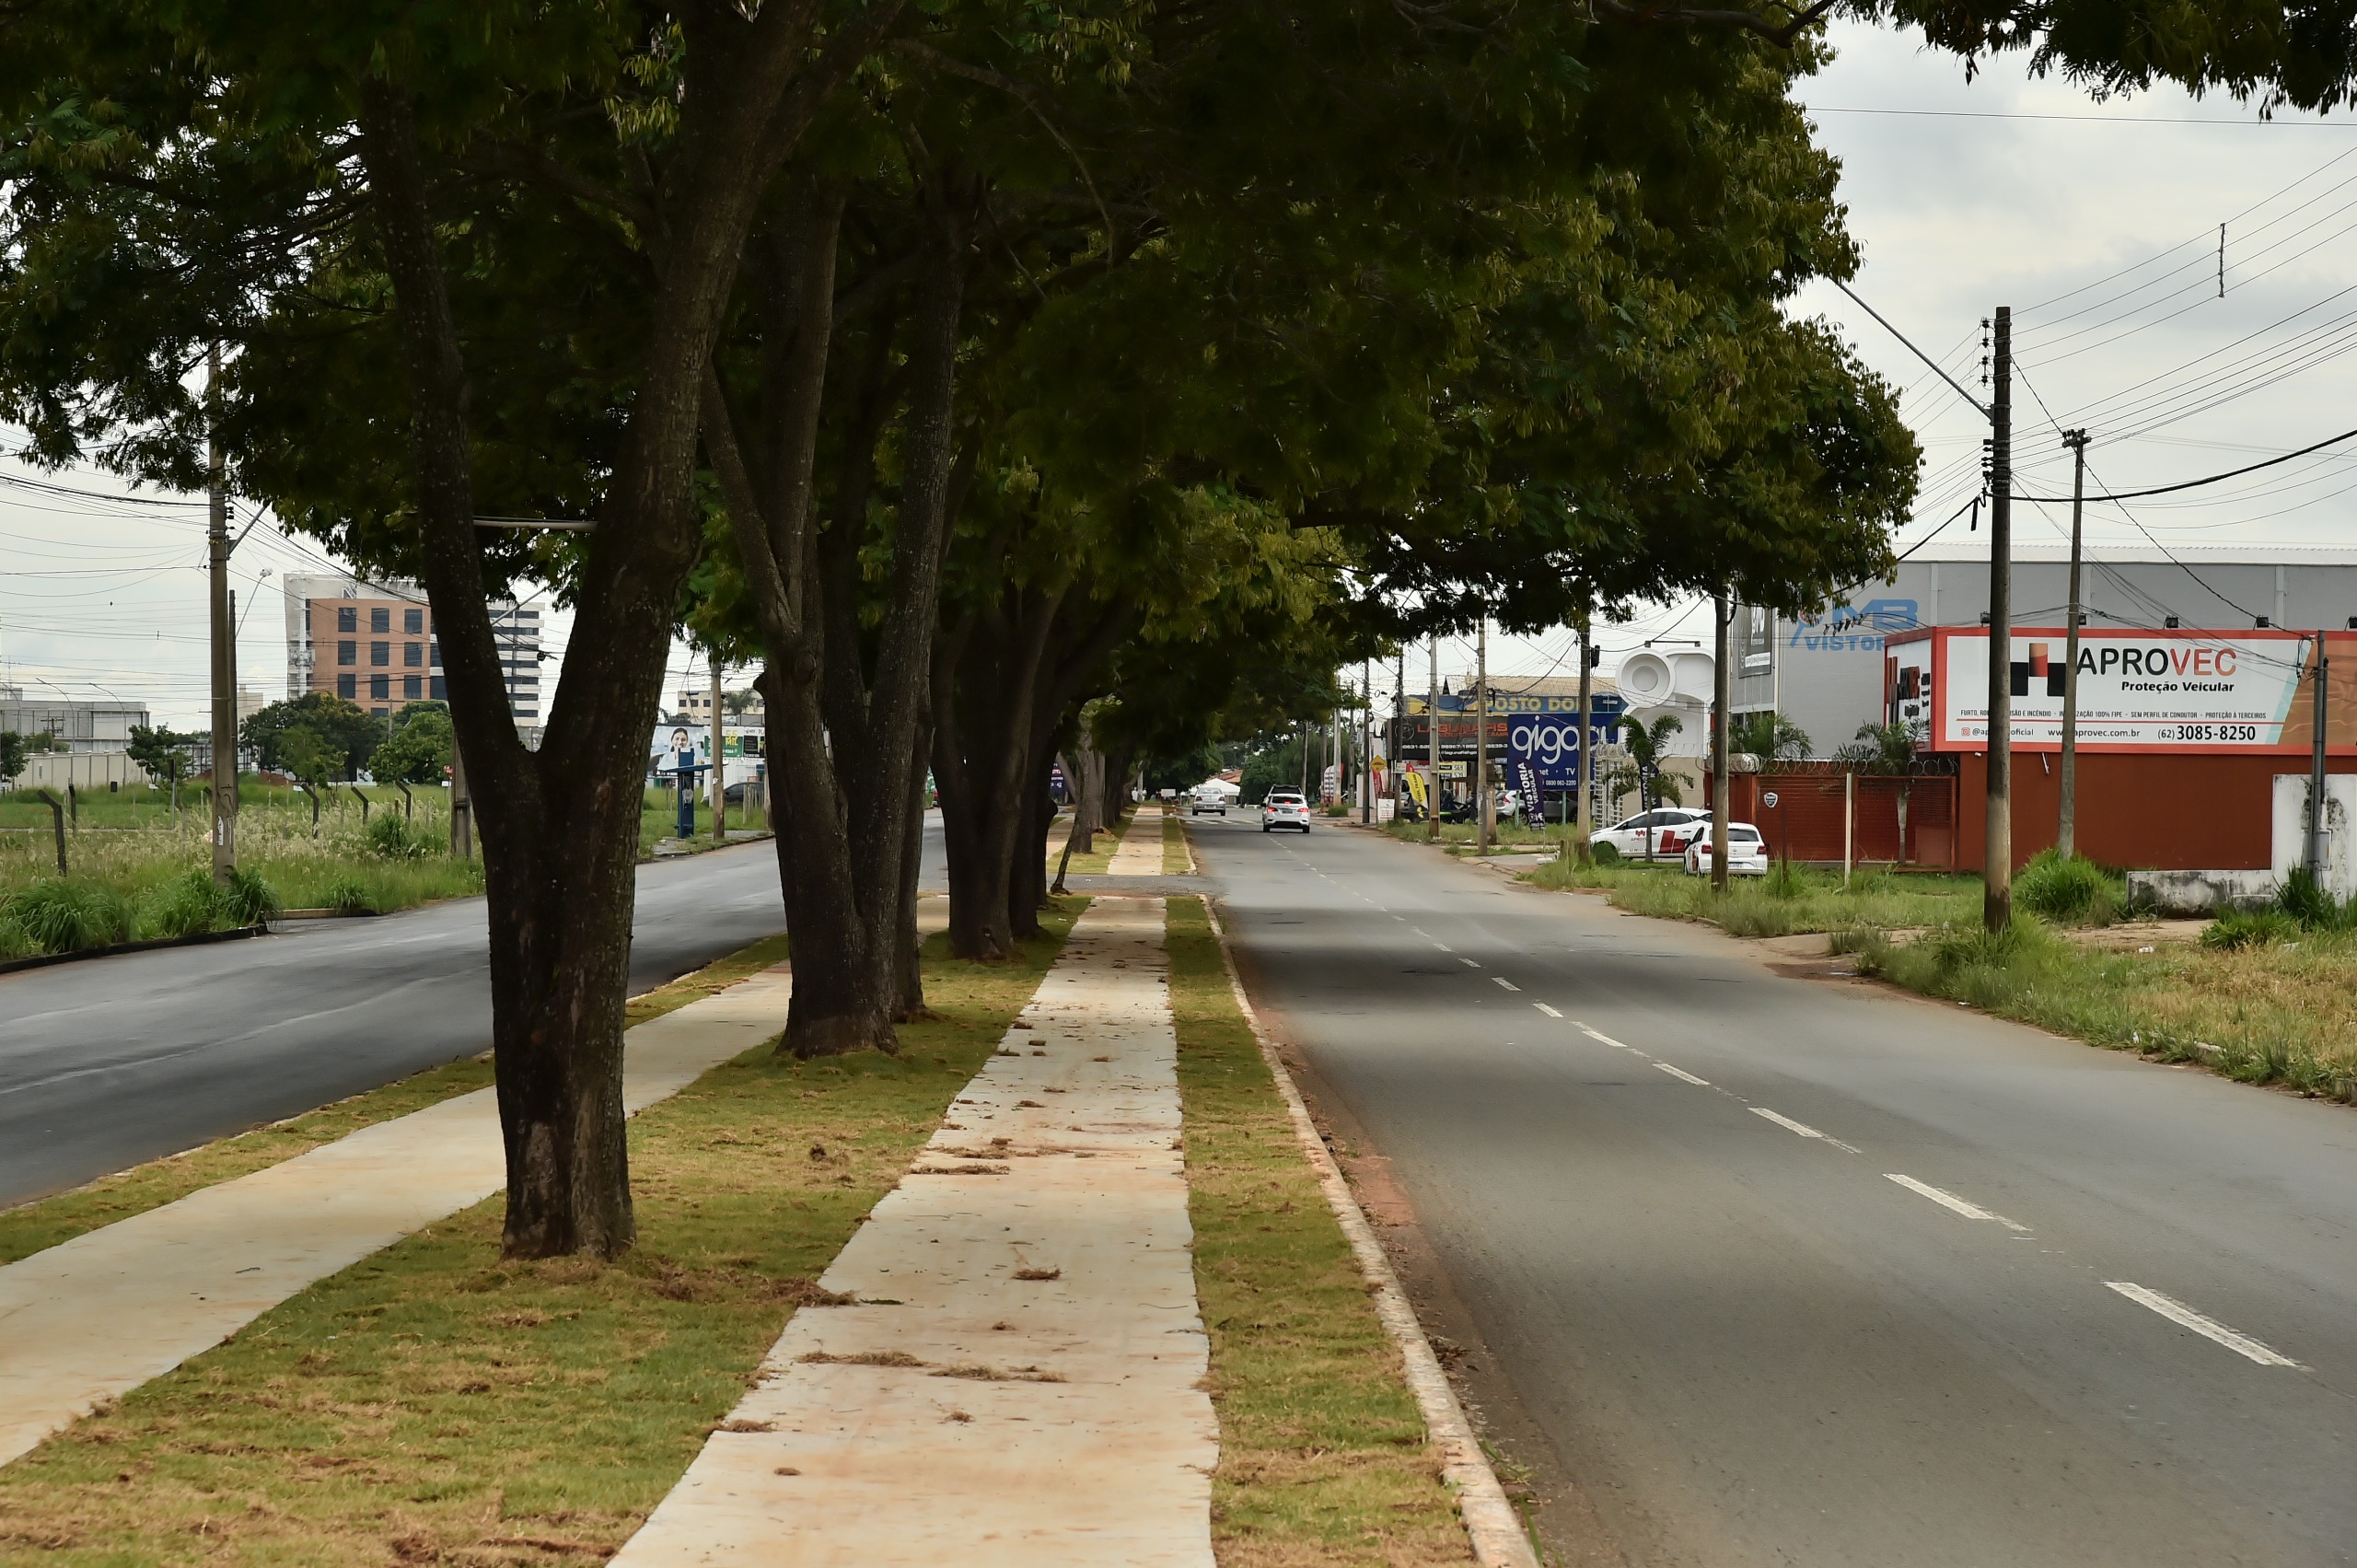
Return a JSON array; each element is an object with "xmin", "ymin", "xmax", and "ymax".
[
  {"xmin": 1682, "ymin": 822, "xmax": 1770, "ymax": 877},
  {"xmin": 1190, "ymin": 786, "xmax": 1227, "ymax": 816},
  {"xmin": 1596, "ymin": 807, "xmax": 1707, "ymax": 860},
  {"xmin": 1261, "ymin": 791, "xmax": 1311, "ymax": 832}
]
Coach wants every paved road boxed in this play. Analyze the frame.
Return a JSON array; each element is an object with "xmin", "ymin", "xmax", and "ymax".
[
  {"xmin": 1196, "ymin": 815, "xmax": 2357, "ymax": 1567},
  {"xmin": 0, "ymin": 821, "xmax": 946, "ymax": 1212}
]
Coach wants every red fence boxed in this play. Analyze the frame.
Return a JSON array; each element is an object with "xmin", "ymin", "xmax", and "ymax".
[{"xmin": 1712, "ymin": 767, "xmax": 1961, "ymax": 870}]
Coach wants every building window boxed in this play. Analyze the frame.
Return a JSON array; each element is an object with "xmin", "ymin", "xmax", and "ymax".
[
  {"xmin": 371, "ymin": 607, "xmax": 390, "ymax": 633},
  {"xmin": 337, "ymin": 605, "xmax": 357, "ymax": 633},
  {"xmin": 404, "ymin": 642, "xmax": 424, "ymax": 668},
  {"xmin": 431, "ymin": 676, "xmax": 447, "ymax": 701},
  {"xmin": 371, "ymin": 642, "xmax": 389, "ymax": 667},
  {"xmin": 403, "ymin": 675, "xmax": 423, "ymax": 700},
  {"xmin": 371, "ymin": 674, "xmax": 389, "ymax": 701},
  {"xmin": 338, "ymin": 640, "xmax": 356, "ymax": 666},
  {"xmin": 337, "ymin": 673, "xmax": 357, "ymax": 699},
  {"xmin": 429, "ymin": 640, "xmax": 440, "ymax": 667},
  {"xmin": 404, "ymin": 608, "xmax": 424, "ymax": 634}
]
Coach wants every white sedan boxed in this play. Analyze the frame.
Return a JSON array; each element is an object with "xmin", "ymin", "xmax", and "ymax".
[
  {"xmin": 1261, "ymin": 792, "xmax": 1312, "ymax": 832},
  {"xmin": 1682, "ymin": 822, "xmax": 1770, "ymax": 877},
  {"xmin": 1596, "ymin": 807, "xmax": 1708, "ymax": 860}
]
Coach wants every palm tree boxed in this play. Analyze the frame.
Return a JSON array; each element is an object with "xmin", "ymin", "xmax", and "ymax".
[
  {"xmin": 1835, "ymin": 720, "xmax": 1922, "ymax": 864},
  {"xmin": 1729, "ymin": 710, "xmax": 1812, "ymax": 764},
  {"xmin": 1609, "ymin": 714, "xmax": 1684, "ymax": 858}
]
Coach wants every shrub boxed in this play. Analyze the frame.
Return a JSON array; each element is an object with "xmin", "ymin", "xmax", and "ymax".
[
  {"xmin": 2276, "ymin": 865, "xmax": 2344, "ymax": 929},
  {"xmin": 141, "ymin": 868, "xmax": 225, "ymax": 939},
  {"xmin": 2014, "ymin": 850, "xmax": 2116, "ymax": 923},
  {"xmin": 1590, "ymin": 840, "xmax": 1621, "ymax": 865},
  {"xmin": 223, "ymin": 865, "xmax": 283, "ymax": 925},
  {"xmin": 7, "ymin": 879, "xmax": 136, "ymax": 953},
  {"xmin": 2201, "ymin": 908, "xmax": 2302, "ymax": 950},
  {"xmin": 364, "ymin": 810, "xmax": 436, "ymax": 860},
  {"xmin": 319, "ymin": 875, "xmax": 374, "ymax": 914},
  {"xmin": 1765, "ymin": 858, "xmax": 1806, "ymax": 900}
]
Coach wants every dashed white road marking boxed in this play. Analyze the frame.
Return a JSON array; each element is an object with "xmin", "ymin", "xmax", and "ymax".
[
  {"xmin": 1579, "ymin": 1026, "xmax": 1631, "ymax": 1051},
  {"xmin": 1749, "ymin": 1108, "xmax": 1863, "ymax": 1154},
  {"xmin": 2104, "ymin": 1282, "xmax": 2304, "ymax": 1368},
  {"xmin": 1492, "ymin": 977, "xmax": 1520, "ymax": 992},
  {"xmin": 1653, "ymin": 1063, "xmax": 1710, "ymax": 1086},
  {"xmin": 1885, "ymin": 1174, "xmax": 2030, "ymax": 1232},
  {"xmin": 1459, "ymin": 958, "xmax": 1480, "ymax": 968},
  {"xmin": 1533, "ymin": 1003, "xmax": 1562, "ymax": 1017}
]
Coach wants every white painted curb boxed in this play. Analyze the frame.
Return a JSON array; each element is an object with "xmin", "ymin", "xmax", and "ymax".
[{"xmin": 1199, "ymin": 898, "xmax": 1542, "ymax": 1568}]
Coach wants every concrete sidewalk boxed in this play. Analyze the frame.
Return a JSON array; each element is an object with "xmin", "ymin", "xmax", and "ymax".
[
  {"xmin": 0, "ymin": 967, "xmax": 795, "ymax": 1469},
  {"xmin": 1107, "ymin": 807, "xmax": 1169, "ymax": 876},
  {"xmin": 610, "ymin": 896, "xmax": 1215, "ymax": 1567}
]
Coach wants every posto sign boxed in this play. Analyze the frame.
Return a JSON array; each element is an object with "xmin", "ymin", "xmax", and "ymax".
[{"xmin": 1889, "ymin": 626, "xmax": 2336, "ymax": 754}]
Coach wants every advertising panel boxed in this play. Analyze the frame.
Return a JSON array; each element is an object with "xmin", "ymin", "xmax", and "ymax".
[{"xmin": 1898, "ymin": 627, "xmax": 2346, "ymax": 754}]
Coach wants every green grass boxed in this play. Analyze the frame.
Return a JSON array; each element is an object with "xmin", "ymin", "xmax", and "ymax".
[
  {"xmin": 1523, "ymin": 854, "xmax": 1983, "ymax": 938},
  {"xmin": 0, "ymin": 913, "xmax": 1076, "ymax": 1567},
  {"xmin": 1163, "ymin": 809, "xmax": 1192, "ymax": 874},
  {"xmin": 1381, "ymin": 818, "xmax": 1571, "ymax": 856},
  {"xmin": 1846, "ymin": 917, "xmax": 2357, "ymax": 1103},
  {"xmin": 1045, "ymin": 807, "xmax": 1135, "ymax": 877},
  {"xmin": 1167, "ymin": 897, "xmax": 1471, "ymax": 1566},
  {"xmin": 0, "ymin": 935, "xmax": 794, "ymax": 1268}
]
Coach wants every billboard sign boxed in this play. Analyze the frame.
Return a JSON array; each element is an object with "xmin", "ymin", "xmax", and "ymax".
[{"xmin": 1898, "ymin": 627, "xmax": 2341, "ymax": 753}]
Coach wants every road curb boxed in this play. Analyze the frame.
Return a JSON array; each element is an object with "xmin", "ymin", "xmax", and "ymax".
[
  {"xmin": 1197, "ymin": 897, "xmax": 1542, "ymax": 1568},
  {"xmin": 0, "ymin": 923, "xmax": 264, "ymax": 977}
]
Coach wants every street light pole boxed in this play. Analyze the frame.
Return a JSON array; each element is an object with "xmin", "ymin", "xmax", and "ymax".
[
  {"xmin": 2058, "ymin": 429, "xmax": 2088, "ymax": 861},
  {"xmin": 205, "ymin": 347, "xmax": 238, "ymax": 889},
  {"xmin": 1984, "ymin": 306, "xmax": 2015, "ymax": 932}
]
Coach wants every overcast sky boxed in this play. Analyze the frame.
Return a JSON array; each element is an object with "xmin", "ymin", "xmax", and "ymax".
[{"xmin": 7, "ymin": 19, "xmax": 2355, "ymax": 727}]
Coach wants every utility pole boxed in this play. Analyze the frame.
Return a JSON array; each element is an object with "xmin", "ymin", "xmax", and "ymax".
[
  {"xmin": 1361, "ymin": 658, "xmax": 1374, "ymax": 824},
  {"xmin": 1984, "ymin": 306, "xmax": 2015, "ymax": 932},
  {"xmin": 205, "ymin": 347, "xmax": 237, "ymax": 889},
  {"xmin": 1574, "ymin": 610, "xmax": 1592, "ymax": 838},
  {"xmin": 2058, "ymin": 429, "xmax": 2088, "ymax": 860},
  {"xmin": 1711, "ymin": 593, "xmax": 1732, "ymax": 890},
  {"xmin": 2309, "ymin": 636, "xmax": 2330, "ymax": 880},
  {"xmin": 450, "ymin": 742, "xmax": 472, "ymax": 859},
  {"xmin": 1427, "ymin": 638, "xmax": 1441, "ymax": 842},
  {"xmin": 710, "ymin": 653, "xmax": 726, "ymax": 844},
  {"xmin": 1476, "ymin": 619, "xmax": 1492, "ymax": 855}
]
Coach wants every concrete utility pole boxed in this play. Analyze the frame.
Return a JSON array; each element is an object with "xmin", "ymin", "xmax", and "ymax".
[
  {"xmin": 2309, "ymin": 637, "xmax": 2331, "ymax": 880},
  {"xmin": 2058, "ymin": 429, "xmax": 2089, "ymax": 861},
  {"xmin": 1476, "ymin": 619, "xmax": 1492, "ymax": 855},
  {"xmin": 710, "ymin": 654, "xmax": 726, "ymax": 843},
  {"xmin": 1574, "ymin": 612, "xmax": 1592, "ymax": 836},
  {"xmin": 1361, "ymin": 658, "xmax": 1374, "ymax": 824},
  {"xmin": 1984, "ymin": 306, "xmax": 2015, "ymax": 932},
  {"xmin": 206, "ymin": 348, "xmax": 238, "ymax": 889},
  {"xmin": 450, "ymin": 742, "xmax": 473, "ymax": 859},
  {"xmin": 1711, "ymin": 593, "xmax": 1732, "ymax": 891},
  {"xmin": 1427, "ymin": 637, "xmax": 1441, "ymax": 843}
]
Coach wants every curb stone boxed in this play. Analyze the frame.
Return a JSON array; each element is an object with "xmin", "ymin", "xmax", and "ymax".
[{"xmin": 1196, "ymin": 896, "xmax": 1543, "ymax": 1568}]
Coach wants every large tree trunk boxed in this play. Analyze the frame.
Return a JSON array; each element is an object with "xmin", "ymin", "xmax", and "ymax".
[{"xmin": 351, "ymin": 8, "xmax": 905, "ymax": 1253}]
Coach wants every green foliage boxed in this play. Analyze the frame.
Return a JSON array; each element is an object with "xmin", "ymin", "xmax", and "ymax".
[
  {"xmin": 1590, "ymin": 838, "xmax": 1621, "ymax": 865},
  {"xmin": 1765, "ymin": 856, "xmax": 1806, "ymax": 900},
  {"xmin": 141, "ymin": 869, "xmax": 226, "ymax": 939},
  {"xmin": 2014, "ymin": 850, "xmax": 2119, "ymax": 924},
  {"xmin": 365, "ymin": 810, "xmax": 438, "ymax": 861},
  {"xmin": 223, "ymin": 865, "xmax": 283, "ymax": 925},
  {"xmin": 0, "ymin": 731, "xmax": 32, "ymax": 784},
  {"xmin": 5, "ymin": 879, "xmax": 135, "ymax": 953},
  {"xmin": 2276, "ymin": 865, "xmax": 2348, "ymax": 929},
  {"xmin": 319, "ymin": 875, "xmax": 374, "ymax": 915},
  {"xmin": 1834, "ymin": 720, "xmax": 1922, "ymax": 774},
  {"xmin": 126, "ymin": 725, "xmax": 201, "ymax": 786},
  {"xmin": 1730, "ymin": 710, "xmax": 1811, "ymax": 763},
  {"xmin": 240, "ymin": 695, "xmax": 380, "ymax": 782},
  {"xmin": 369, "ymin": 702, "xmax": 454, "ymax": 787},
  {"xmin": 2202, "ymin": 909, "xmax": 2302, "ymax": 950}
]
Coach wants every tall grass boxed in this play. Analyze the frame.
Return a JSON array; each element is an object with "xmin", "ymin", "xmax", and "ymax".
[
  {"xmin": 1525, "ymin": 857, "xmax": 1981, "ymax": 938},
  {"xmin": 2013, "ymin": 850, "xmax": 2120, "ymax": 924}
]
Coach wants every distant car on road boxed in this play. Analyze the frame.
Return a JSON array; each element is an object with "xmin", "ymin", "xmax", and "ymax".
[
  {"xmin": 1596, "ymin": 807, "xmax": 1707, "ymax": 860},
  {"xmin": 1261, "ymin": 791, "xmax": 1311, "ymax": 832},
  {"xmin": 1190, "ymin": 786, "xmax": 1227, "ymax": 816},
  {"xmin": 1682, "ymin": 822, "xmax": 1770, "ymax": 877}
]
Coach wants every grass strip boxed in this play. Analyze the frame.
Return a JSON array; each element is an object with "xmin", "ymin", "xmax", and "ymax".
[
  {"xmin": 0, "ymin": 933, "xmax": 790, "ymax": 1267},
  {"xmin": 1164, "ymin": 809, "xmax": 1192, "ymax": 874},
  {"xmin": 1523, "ymin": 855, "xmax": 1982, "ymax": 938},
  {"xmin": 1847, "ymin": 917, "xmax": 2357, "ymax": 1103},
  {"xmin": 1167, "ymin": 895, "xmax": 1472, "ymax": 1566},
  {"xmin": 0, "ymin": 905, "xmax": 1077, "ymax": 1566},
  {"xmin": 1045, "ymin": 807, "xmax": 1136, "ymax": 877}
]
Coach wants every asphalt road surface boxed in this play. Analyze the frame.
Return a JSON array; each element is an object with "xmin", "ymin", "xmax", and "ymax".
[
  {"xmin": 0, "ymin": 821, "xmax": 944, "ymax": 1212},
  {"xmin": 1196, "ymin": 814, "xmax": 2357, "ymax": 1567}
]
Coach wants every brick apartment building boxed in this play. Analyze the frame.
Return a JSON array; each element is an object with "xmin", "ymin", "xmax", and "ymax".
[{"xmin": 281, "ymin": 573, "xmax": 542, "ymax": 729}]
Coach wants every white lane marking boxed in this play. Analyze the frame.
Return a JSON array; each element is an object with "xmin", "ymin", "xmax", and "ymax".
[
  {"xmin": 1653, "ymin": 1063, "xmax": 1710, "ymax": 1086},
  {"xmin": 2104, "ymin": 1282, "xmax": 2304, "ymax": 1368},
  {"xmin": 1579, "ymin": 1027, "xmax": 1631, "ymax": 1050},
  {"xmin": 1492, "ymin": 976, "xmax": 1520, "ymax": 992},
  {"xmin": 1533, "ymin": 1003, "xmax": 1562, "ymax": 1017},
  {"xmin": 1750, "ymin": 1108, "xmax": 1864, "ymax": 1154},
  {"xmin": 1459, "ymin": 958, "xmax": 1480, "ymax": 968},
  {"xmin": 1884, "ymin": 1174, "xmax": 2030, "ymax": 1232}
]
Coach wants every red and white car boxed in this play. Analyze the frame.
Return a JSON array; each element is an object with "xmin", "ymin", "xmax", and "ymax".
[{"xmin": 1682, "ymin": 822, "xmax": 1770, "ymax": 877}]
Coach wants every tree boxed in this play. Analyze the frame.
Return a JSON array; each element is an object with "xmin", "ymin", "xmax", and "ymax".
[
  {"xmin": 1608, "ymin": 715, "xmax": 1687, "ymax": 852},
  {"xmin": 0, "ymin": 731, "xmax": 31, "ymax": 788},
  {"xmin": 1835, "ymin": 719, "xmax": 1923, "ymax": 863},
  {"xmin": 371, "ymin": 702, "xmax": 454, "ymax": 786},
  {"xmin": 278, "ymin": 726, "xmax": 343, "ymax": 833},
  {"xmin": 126, "ymin": 725, "xmax": 201, "ymax": 816},
  {"xmin": 1731, "ymin": 710, "xmax": 1813, "ymax": 763},
  {"xmin": 240, "ymin": 695, "xmax": 380, "ymax": 782}
]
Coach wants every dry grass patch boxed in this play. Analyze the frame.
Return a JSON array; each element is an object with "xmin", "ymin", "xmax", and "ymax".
[
  {"xmin": 0, "ymin": 935, "xmax": 793, "ymax": 1267},
  {"xmin": 0, "ymin": 905, "xmax": 1080, "ymax": 1568},
  {"xmin": 1167, "ymin": 897, "xmax": 1472, "ymax": 1567}
]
